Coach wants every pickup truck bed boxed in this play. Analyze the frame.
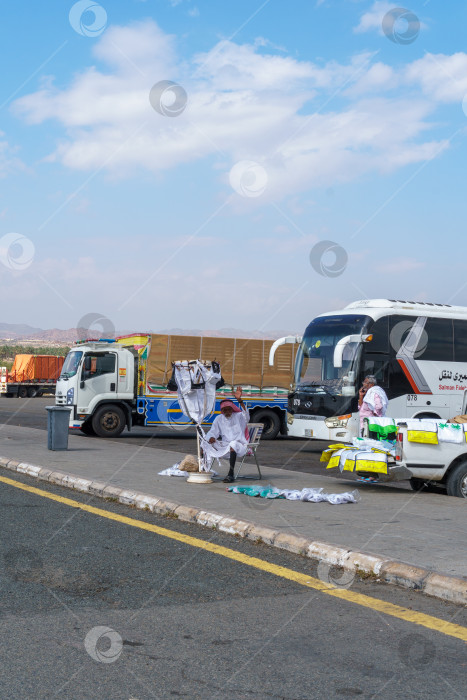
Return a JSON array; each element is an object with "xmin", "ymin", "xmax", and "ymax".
[{"xmin": 395, "ymin": 419, "xmax": 467, "ymax": 498}]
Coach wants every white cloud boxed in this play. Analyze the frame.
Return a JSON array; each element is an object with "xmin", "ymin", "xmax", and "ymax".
[
  {"xmin": 354, "ymin": 1, "xmax": 396, "ymax": 34},
  {"xmin": 355, "ymin": 1, "xmax": 426, "ymax": 38},
  {"xmin": 405, "ymin": 53, "xmax": 467, "ymax": 103},
  {"xmin": 11, "ymin": 20, "xmax": 458, "ymax": 201},
  {"xmin": 0, "ymin": 132, "xmax": 25, "ymax": 177},
  {"xmin": 347, "ymin": 62, "xmax": 397, "ymax": 96}
]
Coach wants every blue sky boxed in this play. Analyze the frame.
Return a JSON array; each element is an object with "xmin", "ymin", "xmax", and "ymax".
[{"xmin": 1, "ymin": 0, "xmax": 467, "ymax": 335}]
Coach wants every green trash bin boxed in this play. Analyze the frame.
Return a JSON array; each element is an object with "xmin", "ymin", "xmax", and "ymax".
[{"xmin": 46, "ymin": 406, "xmax": 72, "ymax": 450}]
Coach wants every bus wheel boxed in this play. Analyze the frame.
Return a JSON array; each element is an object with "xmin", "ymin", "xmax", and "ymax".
[
  {"xmin": 92, "ymin": 405, "xmax": 125, "ymax": 438},
  {"xmin": 253, "ymin": 409, "xmax": 281, "ymax": 440},
  {"xmin": 18, "ymin": 386, "xmax": 28, "ymax": 398},
  {"xmin": 446, "ymin": 462, "xmax": 467, "ymax": 498}
]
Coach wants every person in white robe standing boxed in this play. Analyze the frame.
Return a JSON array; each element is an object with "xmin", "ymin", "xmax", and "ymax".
[
  {"xmin": 358, "ymin": 375, "xmax": 388, "ymax": 434},
  {"xmin": 205, "ymin": 387, "xmax": 250, "ymax": 483}
]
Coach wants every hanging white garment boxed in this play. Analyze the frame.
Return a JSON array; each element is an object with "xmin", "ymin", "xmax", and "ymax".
[
  {"xmin": 174, "ymin": 360, "xmax": 220, "ymax": 425},
  {"xmin": 404, "ymin": 418, "xmax": 438, "ymax": 444},
  {"xmin": 172, "ymin": 360, "xmax": 222, "ymax": 473},
  {"xmin": 437, "ymin": 422, "xmax": 464, "ymax": 444}
]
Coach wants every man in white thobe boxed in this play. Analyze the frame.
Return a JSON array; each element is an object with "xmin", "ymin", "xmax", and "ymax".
[{"xmin": 205, "ymin": 387, "xmax": 250, "ymax": 483}]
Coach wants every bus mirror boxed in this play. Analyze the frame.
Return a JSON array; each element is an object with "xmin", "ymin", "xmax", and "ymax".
[
  {"xmin": 333, "ymin": 334, "xmax": 362, "ymax": 368},
  {"xmin": 269, "ymin": 335, "xmax": 302, "ymax": 366}
]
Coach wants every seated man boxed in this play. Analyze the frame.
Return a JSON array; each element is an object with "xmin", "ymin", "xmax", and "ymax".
[{"xmin": 205, "ymin": 387, "xmax": 250, "ymax": 483}]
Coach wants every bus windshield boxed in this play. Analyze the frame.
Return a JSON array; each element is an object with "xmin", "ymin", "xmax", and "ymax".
[
  {"xmin": 60, "ymin": 351, "xmax": 83, "ymax": 378},
  {"xmin": 295, "ymin": 314, "xmax": 371, "ymax": 392}
]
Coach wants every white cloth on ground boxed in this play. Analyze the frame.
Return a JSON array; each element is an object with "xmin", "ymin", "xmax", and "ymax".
[
  {"xmin": 159, "ymin": 463, "xmax": 218, "ymax": 477},
  {"xmin": 159, "ymin": 464, "xmax": 190, "ymax": 477},
  {"xmin": 228, "ymin": 484, "xmax": 360, "ymax": 504}
]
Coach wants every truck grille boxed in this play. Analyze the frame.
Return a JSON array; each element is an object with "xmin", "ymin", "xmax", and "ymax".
[{"xmin": 56, "ymin": 396, "xmax": 66, "ymax": 405}]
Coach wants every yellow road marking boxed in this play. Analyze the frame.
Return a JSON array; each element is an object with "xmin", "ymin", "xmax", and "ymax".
[{"xmin": 1, "ymin": 473, "xmax": 466, "ymax": 642}]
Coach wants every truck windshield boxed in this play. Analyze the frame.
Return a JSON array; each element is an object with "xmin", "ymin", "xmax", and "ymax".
[
  {"xmin": 295, "ymin": 315, "xmax": 371, "ymax": 392},
  {"xmin": 60, "ymin": 351, "xmax": 83, "ymax": 378}
]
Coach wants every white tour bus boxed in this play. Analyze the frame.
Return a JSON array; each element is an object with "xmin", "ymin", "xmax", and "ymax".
[{"xmin": 270, "ymin": 299, "xmax": 467, "ymax": 442}]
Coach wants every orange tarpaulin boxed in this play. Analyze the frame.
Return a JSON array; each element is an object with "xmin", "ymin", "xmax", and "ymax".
[{"xmin": 8, "ymin": 355, "xmax": 64, "ymax": 382}]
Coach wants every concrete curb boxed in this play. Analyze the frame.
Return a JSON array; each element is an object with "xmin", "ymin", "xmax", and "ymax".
[{"xmin": 1, "ymin": 456, "xmax": 466, "ymax": 605}]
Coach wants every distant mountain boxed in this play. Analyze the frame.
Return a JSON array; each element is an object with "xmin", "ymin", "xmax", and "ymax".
[
  {"xmin": 0, "ymin": 322, "xmax": 44, "ymax": 339},
  {"xmin": 17, "ymin": 328, "xmax": 85, "ymax": 344}
]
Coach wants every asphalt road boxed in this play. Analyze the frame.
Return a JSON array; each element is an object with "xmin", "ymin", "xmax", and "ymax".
[
  {"xmin": 1, "ymin": 469, "xmax": 466, "ymax": 700},
  {"xmin": 0, "ymin": 397, "xmax": 333, "ymax": 476}
]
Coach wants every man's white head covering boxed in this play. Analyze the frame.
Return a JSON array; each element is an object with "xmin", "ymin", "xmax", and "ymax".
[{"xmin": 364, "ymin": 385, "xmax": 388, "ymax": 414}]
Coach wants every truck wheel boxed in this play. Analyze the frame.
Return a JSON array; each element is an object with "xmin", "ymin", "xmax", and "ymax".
[
  {"xmin": 446, "ymin": 462, "xmax": 467, "ymax": 498},
  {"xmin": 18, "ymin": 386, "xmax": 28, "ymax": 398},
  {"xmin": 252, "ymin": 409, "xmax": 281, "ymax": 440},
  {"xmin": 27, "ymin": 387, "xmax": 38, "ymax": 398},
  {"xmin": 92, "ymin": 405, "xmax": 125, "ymax": 438}
]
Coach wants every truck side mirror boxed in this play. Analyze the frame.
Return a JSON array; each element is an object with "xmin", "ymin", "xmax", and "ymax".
[{"xmin": 84, "ymin": 356, "xmax": 92, "ymax": 371}]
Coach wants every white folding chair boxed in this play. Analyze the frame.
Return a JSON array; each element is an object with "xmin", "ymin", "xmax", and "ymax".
[{"xmin": 235, "ymin": 423, "xmax": 263, "ymax": 480}]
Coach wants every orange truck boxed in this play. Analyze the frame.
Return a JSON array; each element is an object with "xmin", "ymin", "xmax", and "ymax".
[{"xmin": 0, "ymin": 354, "xmax": 64, "ymax": 398}]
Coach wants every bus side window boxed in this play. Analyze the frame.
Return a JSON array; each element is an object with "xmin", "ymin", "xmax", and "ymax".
[
  {"xmin": 416, "ymin": 318, "xmax": 453, "ymax": 361},
  {"xmin": 454, "ymin": 320, "xmax": 467, "ymax": 362},
  {"xmin": 389, "ymin": 315, "xmax": 417, "ymax": 356}
]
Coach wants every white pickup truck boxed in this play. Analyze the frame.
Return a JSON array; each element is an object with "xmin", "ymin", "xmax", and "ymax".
[{"xmin": 394, "ymin": 419, "xmax": 467, "ymax": 498}]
